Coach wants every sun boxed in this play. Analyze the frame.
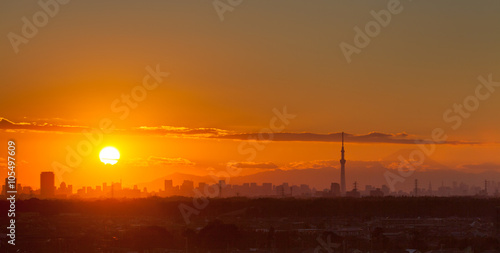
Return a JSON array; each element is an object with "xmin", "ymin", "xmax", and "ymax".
[{"xmin": 99, "ymin": 147, "xmax": 120, "ymax": 165}]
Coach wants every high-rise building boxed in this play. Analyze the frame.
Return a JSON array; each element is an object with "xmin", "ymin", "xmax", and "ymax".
[
  {"xmin": 346, "ymin": 182, "xmax": 360, "ymax": 198},
  {"xmin": 164, "ymin": 180, "xmax": 173, "ymax": 192},
  {"xmin": 180, "ymin": 180, "xmax": 194, "ymax": 195},
  {"xmin": 276, "ymin": 185, "xmax": 285, "ymax": 197},
  {"xmin": 340, "ymin": 132, "xmax": 346, "ymax": 195},
  {"xmin": 40, "ymin": 172, "xmax": 55, "ymax": 198},
  {"xmin": 262, "ymin": 183, "xmax": 273, "ymax": 195},
  {"xmin": 198, "ymin": 182, "xmax": 207, "ymax": 191},
  {"xmin": 219, "ymin": 180, "xmax": 226, "ymax": 197},
  {"xmin": 2, "ymin": 178, "xmax": 8, "ymax": 195},
  {"xmin": 381, "ymin": 185, "xmax": 390, "ymax": 195},
  {"xmin": 370, "ymin": 188, "xmax": 384, "ymax": 197},
  {"xmin": 331, "ymin": 183, "xmax": 340, "ymax": 197},
  {"xmin": 300, "ymin": 184, "xmax": 311, "ymax": 196},
  {"xmin": 58, "ymin": 182, "xmax": 67, "ymax": 196},
  {"xmin": 250, "ymin": 182, "xmax": 258, "ymax": 196},
  {"xmin": 3, "ymin": 177, "xmax": 16, "ymax": 195}
]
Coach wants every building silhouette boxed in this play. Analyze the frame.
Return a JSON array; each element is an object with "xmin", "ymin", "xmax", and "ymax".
[
  {"xmin": 2, "ymin": 178, "xmax": 8, "ymax": 196},
  {"xmin": 180, "ymin": 180, "xmax": 194, "ymax": 195},
  {"xmin": 331, "ymin": 182, "xmax": 340, "ymax": 197},
  {"xmin": 262, "ymin": 183, "xmax": 273, "ymax": 195},
  {"xmin": 40, "ymin": 172, "xmax": 55, "ymax": 198},
  {"xmin": 164, "ymin": 179, "xmax": 173, "ymax": 190},
  {"xmin": 370, "ymin": 188, "xmax": 384, "ymax": 197},
  {"xmin": 219, "ymin": 180, "xmax": 225, "ymax": 197},
  {"xmin": 340, "ymin": 132, "xmax": 346, "ymax": 195},
  {"xmin": 346, "ymin": 182, "xmax": 360, "ymax": 198}
]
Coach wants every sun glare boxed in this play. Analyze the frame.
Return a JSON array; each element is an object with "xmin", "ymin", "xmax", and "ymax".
[{"xmin": 99, "ymin": 147, "xmax": 120, "ymax": 165}]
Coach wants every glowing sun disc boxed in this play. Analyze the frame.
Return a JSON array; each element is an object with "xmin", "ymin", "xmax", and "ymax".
[{"xmin": 99, "ymin": 147, "xmax": 120, "ymax": 165}]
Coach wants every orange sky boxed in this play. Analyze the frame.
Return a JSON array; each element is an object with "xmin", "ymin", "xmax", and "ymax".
[{"xmin": 1, "ymin": 0, "xmax": 499, "ymax": 190}]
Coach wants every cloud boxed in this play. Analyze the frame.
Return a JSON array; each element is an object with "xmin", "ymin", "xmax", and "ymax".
[
  {"xmin": 131, "ymin": 126, "xmax": 229, "ymax": 138},
  {"xmin": 147, "ymin": 156, "xmax": 195, "ymax": 166},
  {"xmin": 0, "ymin": 157, "xmax": 28, "ymax": 171},
  {"xmin": 23, "ymin": 117, "xmax": 82, "ymax": 125},
  {"xmin": 0, "ymin": 117, "xmax": 87, "ymax": 133},
  {"xmin": 0, "ymin": 117, "xmax": 228, "ymax": 138},
  {"xmin": 458, "ymin": 163, "xmax": 500, "ymax": 172},
  {"xmin": 216, "ymin": 131, "xmax": 479, "ymax": 145},
  {"xmin": 124, "ymin": 157, "xmax": 195, "ymax": 167},
  {"xmin": 228, "ymin": 162, "xmax": 278, "ymax": 169},
  {"xmin": 286, "ymin": 160, "xmax": 338, "ymax": 170},
  {"xmin": 0, "ymin": 117, "xmax": 481, "ymax": 145}
]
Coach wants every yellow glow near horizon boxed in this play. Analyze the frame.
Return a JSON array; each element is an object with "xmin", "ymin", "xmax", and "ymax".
[{"xmin": 99, "ymin": 147, "xmax": 120, "ymax": 165}]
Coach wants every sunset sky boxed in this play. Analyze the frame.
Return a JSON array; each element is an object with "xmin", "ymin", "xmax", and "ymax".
[{"xmin": 1, "ymin": 0, "xmax": 499, "ymax": 191}]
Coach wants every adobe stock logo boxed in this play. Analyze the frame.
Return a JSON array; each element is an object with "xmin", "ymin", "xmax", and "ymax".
[
  {"xmin": 213, "ymin": 0, "xmax": 243, "ymax": 22},
  {"xmin": 340, "ymin": 0, "xmax": 411, "ymax": 63},
  {"xmin": 7, "ymin": 0, "xmax": 70, "ymax": 54}
]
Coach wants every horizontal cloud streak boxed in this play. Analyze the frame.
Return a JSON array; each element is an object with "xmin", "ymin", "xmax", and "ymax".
[
  {"xmin": 124, "ymin": 156, "xmax": 195, "ymax": 167},
  {"xmin": 0, "ymin": 117, "xmax": 480, "ymax": 145},
  {"xmin": 0, "ymin": 117, "xmax": 87, "ymax": 133},
  {"xmin": 458, "ymin": 163, "xmax": 500, "ymax": 172},
  {"xmin": 130, "ymin": 126, "xmax": 229, "ymax": 138},
  {"xmin": 0, "ymin": 117, "xmax": 228, "ymax": 138},
  {"xmin": 216, "ymin": 132, "xmax": 479, "ymax": 145},
  {"xmin": 228, "ymin": 161, "xmax": 278, "ymax": 169}
]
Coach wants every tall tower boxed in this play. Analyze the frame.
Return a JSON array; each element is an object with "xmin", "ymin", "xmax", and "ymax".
[{"xmin": 340, "ymin": 132, "xmax": 346, "ymax": 195}]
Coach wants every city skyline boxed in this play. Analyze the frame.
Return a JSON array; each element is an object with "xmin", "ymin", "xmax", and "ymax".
[{"xmin": 2, "ymin": 168, "xmax": 497, "ymax": 199}]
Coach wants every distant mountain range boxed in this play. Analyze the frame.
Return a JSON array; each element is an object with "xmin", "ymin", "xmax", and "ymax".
[{"xmin": 137, "ymin": 157, "xmax": 499, "ymax": 193}]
